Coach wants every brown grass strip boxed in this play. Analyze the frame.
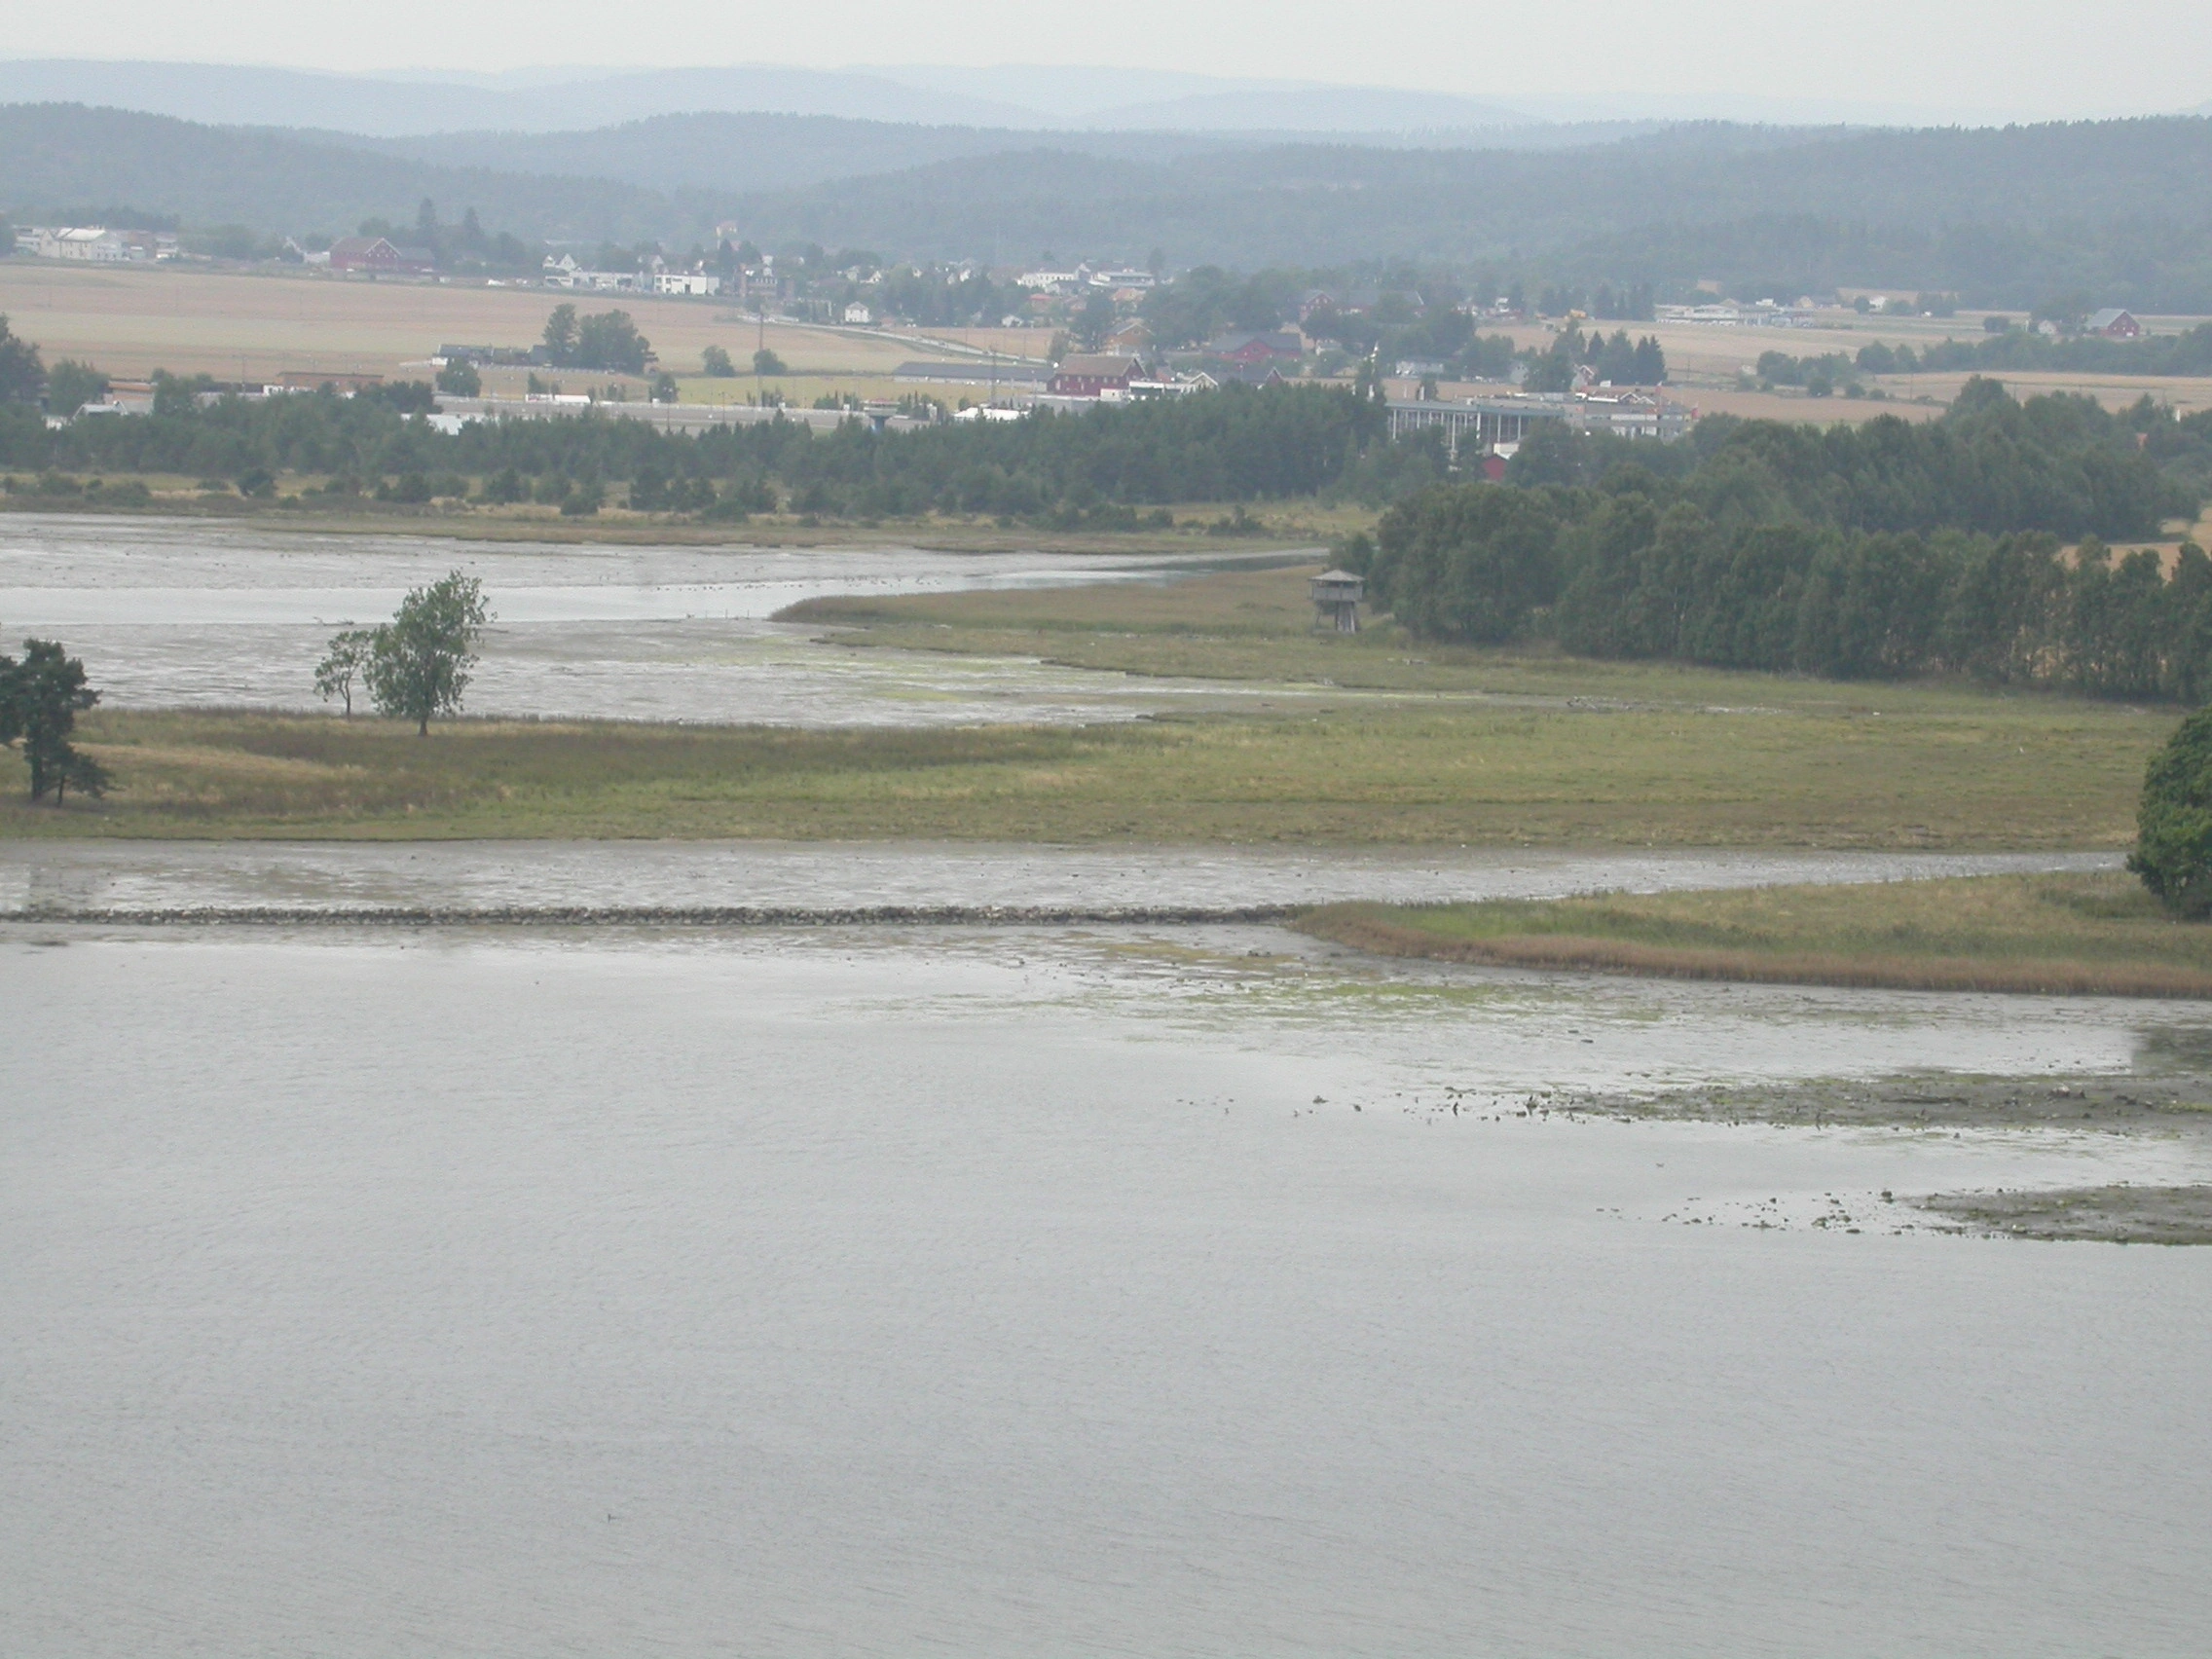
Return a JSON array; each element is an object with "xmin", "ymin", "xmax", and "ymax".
[{"xmin": 1302, "ymin": 911, "xmax": 2212, "ymax": 999}]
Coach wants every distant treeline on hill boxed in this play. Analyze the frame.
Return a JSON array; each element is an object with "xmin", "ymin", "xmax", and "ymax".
[
  {"xmin": 10, "ymin": 105, "xmax": 2212, "ymax": 307},
  {"xmin": 1348, "ymin": 382, "xmax": 2212, "ymax": 701}
]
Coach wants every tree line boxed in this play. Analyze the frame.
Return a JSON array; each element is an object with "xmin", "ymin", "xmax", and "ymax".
[
  {"xmin": 1862, "ymin": 322, "xmax": 2212, "ymax": 379},
  {"xmin": 1524, "ymin": 326, "xmax": 1667, "ymax": 391},
  {"xmin": 0, "ymin": 374, "xmax": 1394, "ymax": 523},
  {"xmin": 1348, "ymin": 382, "xmax": 2212, "ymax": 700}
]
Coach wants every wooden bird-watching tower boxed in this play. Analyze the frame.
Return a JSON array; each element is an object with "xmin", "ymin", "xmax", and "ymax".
[{"xmin": 1310, "ymin": 569, "xmax": 1365, "ymax": 633}]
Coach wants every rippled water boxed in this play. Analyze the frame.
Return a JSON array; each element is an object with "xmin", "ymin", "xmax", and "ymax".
[
  {"xmin": 0, "ymin": 515, "xmax": 1310, "ymax": 724},
  {"xmin": 8, "ymin": 922, "xmax": 2210, "ymax": 1656}
]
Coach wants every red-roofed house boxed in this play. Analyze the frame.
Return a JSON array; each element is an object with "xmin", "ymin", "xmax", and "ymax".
[
  {"xmin": 1203, "ymin": 330, "xmax": 1303, "ymax": 365},
  {"xmin": 327, "ymin": 237, "xmax": 435, "ymax": 275}
]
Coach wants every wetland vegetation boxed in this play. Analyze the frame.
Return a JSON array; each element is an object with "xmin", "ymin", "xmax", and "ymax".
[{"xmin": 1296, "ymin": 871, "xmax": 2212, "ymax": 997}]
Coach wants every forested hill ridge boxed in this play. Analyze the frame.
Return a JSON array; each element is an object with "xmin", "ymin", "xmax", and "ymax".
[
  {"xmin": 7, "ymin": 103, "xmax": 2212, "ymax": 307},
  {"xmin": 725, "ymin": 118, "xmax": 2212, "ymax": 306},
  {"xmin": 0, "ymin": 104, "xmax": 676, "ymax": 247}
]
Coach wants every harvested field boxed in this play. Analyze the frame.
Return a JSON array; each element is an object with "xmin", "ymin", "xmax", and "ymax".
[{"xmin": 0, "ymin": 261, "xmax": 1027, "ymax": 384}]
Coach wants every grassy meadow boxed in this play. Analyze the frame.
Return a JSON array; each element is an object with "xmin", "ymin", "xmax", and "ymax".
[{"xmin": 1296, "ymin": 872, "xmax": 2212, "ymax": 998}]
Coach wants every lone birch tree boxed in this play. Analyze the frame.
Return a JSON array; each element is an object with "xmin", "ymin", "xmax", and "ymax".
[{"xmin": 313, "ymin": 627, "xmax": 375, "ymax": 717}]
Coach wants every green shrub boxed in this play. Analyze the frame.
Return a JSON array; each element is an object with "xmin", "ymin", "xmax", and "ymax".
[{"xmin": 2128, "ymin": 708, "xmax": 2212, "ymax": 916}]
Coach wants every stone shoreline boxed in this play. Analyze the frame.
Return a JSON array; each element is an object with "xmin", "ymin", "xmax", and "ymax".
[{"xmin": 4, "ymin": 903, "xmax": 1300, "ymax": 929}]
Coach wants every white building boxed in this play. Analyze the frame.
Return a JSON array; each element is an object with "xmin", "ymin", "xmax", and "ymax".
[
  {"xmin": 38, "ymin": 227, "xmax": 129, "ymax": 263},
  {"xmin": 1014, "ymin": 268, "xmax": 1086, "ymax": 293},
  {"xmin": 652, "ymin": 272, "xmax": 721, "ymax": 296},
  {"xmin": 843, "ymin": 303, "xmax": 874, "ymax": 325}
]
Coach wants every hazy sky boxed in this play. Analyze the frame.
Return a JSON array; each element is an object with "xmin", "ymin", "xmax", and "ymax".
[{"xmin": 6, "ymin": 0, "xmax": 2209, "ymax": 120}]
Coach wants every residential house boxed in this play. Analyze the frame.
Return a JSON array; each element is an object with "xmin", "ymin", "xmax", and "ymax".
[
  {"xmin": 1104, "ymin": 318, "xmax": 1154, "ymax": 355},
  {"xmin": 77, "ymin": 379, "xmax": 159, "ymax": 417},
  {"xmin": 727, "ymin": 264, "xmax": 784, "ymax": 303},
  {"xmin": 843, "ymin": 303, "xmax": 874, "ymax": 325},
  {"xmin": 1048, "ymin": 353, "xmax": 1147, "ymax": 397},
  {"xmin": 1203, "ymin": 330, "xmax": 1303, "ymax": 365},
  {"xmin": 328, "ymin": 237, "xmax": 434, "ymax": 275},
  {"xmin": 1206, "ymin": 362, "xmax": 1287, "ymax": 388},
  {"xmin": 2083, "ymin": 308, "xmax": 2142, "ymax": 339}
]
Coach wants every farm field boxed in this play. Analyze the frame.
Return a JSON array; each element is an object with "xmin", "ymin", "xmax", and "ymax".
[
  {"xmin": 1490, "ymin": 311, "xmax": 2212, "ymax": 421},
  {"xmin": 0, "ymin": 260, "xmax": 1045, "ymax": 385},
  {"xmin": 13, "ymin": 262, "xmax": 2210, "ymax": 421}
]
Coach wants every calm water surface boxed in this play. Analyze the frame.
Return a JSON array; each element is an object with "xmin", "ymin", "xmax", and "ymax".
[
  {"xmin": 7, "ymin": 922, "xmax": 2210, "ymax": 1656},
  {"xmin": 0, "ymin": 515, "xmax": 1309, "ymax": 724}
]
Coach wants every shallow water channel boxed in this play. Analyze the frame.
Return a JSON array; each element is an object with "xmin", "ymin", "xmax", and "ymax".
[
  {"xmin": 0, "ymin": 838, "xmax": 2121, "ymax": 917},
  {"xmin": 0, "ymin": 514, "xmax": 1312, "ymax": 723},
  {"xmin": 8, "ymin": 919, "xmax": 2210, "ymax": 1656}
]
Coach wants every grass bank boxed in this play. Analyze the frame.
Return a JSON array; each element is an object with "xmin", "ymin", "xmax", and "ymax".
[{"xmin": 1299, "ymin": 872, "xmax": 2212, "ymax": 997}]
